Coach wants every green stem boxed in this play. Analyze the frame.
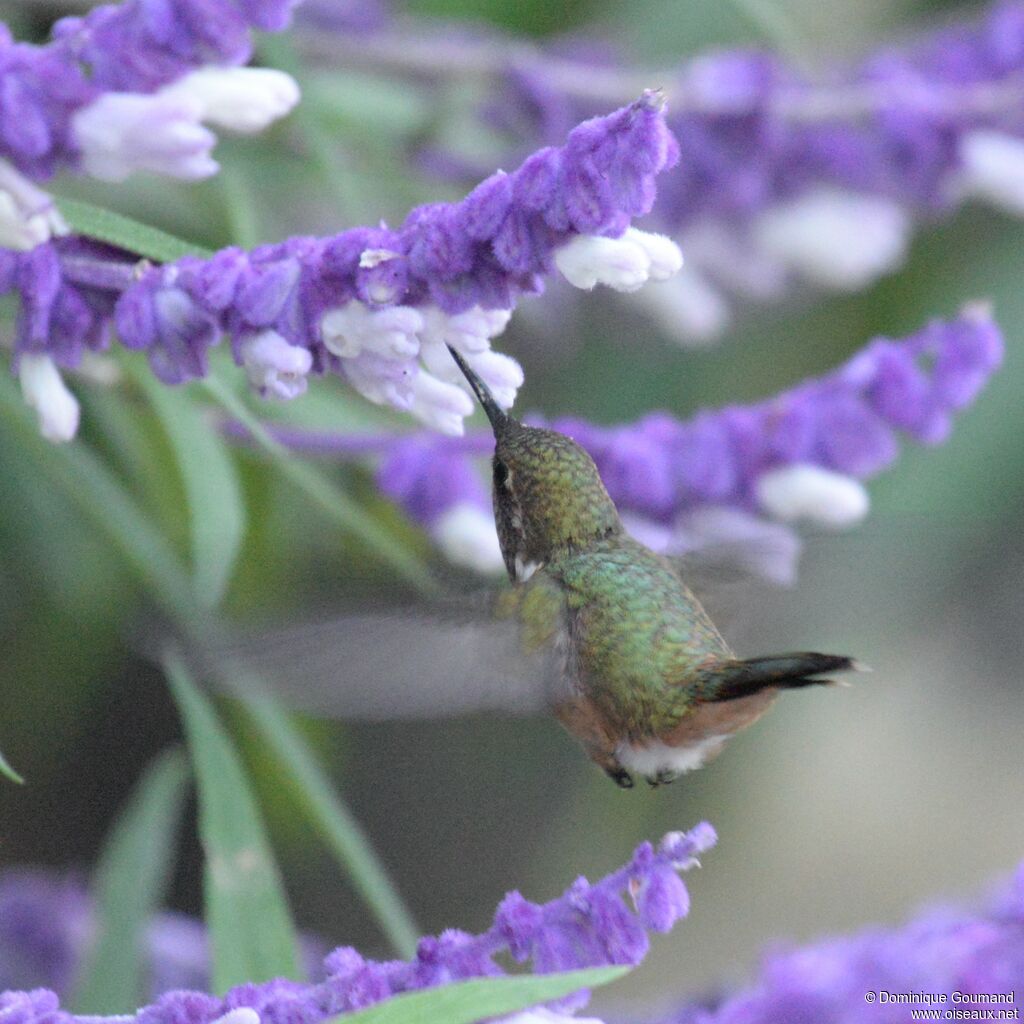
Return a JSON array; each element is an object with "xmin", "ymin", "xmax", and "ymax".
[{"xmin": 238, "ymin": 694, "xmax": 421, "ymax": 957}]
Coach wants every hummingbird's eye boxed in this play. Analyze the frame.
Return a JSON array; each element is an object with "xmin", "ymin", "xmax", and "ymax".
[{"xmin": 493, "ymin": 459, "xmax": 510, "ymax": 488}]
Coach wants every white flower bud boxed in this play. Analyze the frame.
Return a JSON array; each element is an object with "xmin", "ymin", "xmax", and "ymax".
[
  {"xmin": 627, "ymin": 265, "xmax": 731, "ymax": 346},
  {"xmin": 210, "ymin": 1010, "xmax": 260, "ymax": 1024},
  {"xmin": 621, "ymin": 227, "xmax": 684, "ymax": 280},
  {"xmin": 755, "ymin": 464, "xmax": 869, "ymax": 529},
  {"xmin": 959, "ymin": 131, "xmax": 1024, "ymax": 215},
  {"xmin": 343, "ymin": 353, "xmax": 416, "ymax": 409},
  {"xmin": 420, "ymin": 305, "xmax": 512, "ymax": 352},
  {"xmin": 161, "ymin": 67, "xmax": 300, "ymax": 134},
  {"xmin": 19, "ymin": 354, "xmax": 80, "ymax": 443},
  {"xmin": 432, "ymin": 502, "xmax": 504, "ymax": 573},
  {"xmin": 73, "ymin": 92, "xmax": 218, "ymax": 181},
  {"xmin": 240, "ymin": 329, "xmax": 312, "ymax": 400},
  {"xmin": 753, "ymin": 188, "xmax": 909, "ymax": 290},
  {"xmin": 678, "ymin": 505, "xmax": 803, "ymax": 586},
  {"xmin": 499, "ymin": 1010, "xmax": 604, "ymax": 1024},
  {"xmin": 321, "ymin": 302, "xmax": 423, "ymax": 360},
  {"xmin": 409, "ymin": 369, "xmax": 474, "ymax": 435},
  {"xmin": 555, "ymin": 233, "xmax": 651, "ymax": 292},
  {"xmin": 0, "ymin": 160, "xmax": 67, "ymax": 250}
]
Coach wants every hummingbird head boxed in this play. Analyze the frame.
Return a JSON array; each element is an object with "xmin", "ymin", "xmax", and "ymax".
[{"xmin": 447, "ymin": 345, "xmax": 622, "ymax": 581}]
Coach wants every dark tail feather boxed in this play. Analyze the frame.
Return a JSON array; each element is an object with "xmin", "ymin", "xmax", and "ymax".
[{"xmin": 704, "ymin": 652, "xmax": 864, "ymax": 703}]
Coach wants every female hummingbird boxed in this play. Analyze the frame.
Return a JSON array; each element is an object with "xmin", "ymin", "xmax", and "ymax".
[
  {"xmin": 440, "ymin": 346, "xmax": 860, "ymax": 787},
  {"xmin": 231, "ymin": 347, "xmax": 860, "ymax": 788}
]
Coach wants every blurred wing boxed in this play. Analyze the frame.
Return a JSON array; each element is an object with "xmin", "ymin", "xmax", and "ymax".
[
  {"xmin": 667, "ymin": 514, "xmax": 804, "ymax": 636},
  {"xmin": 207, "ymin": 609, "xmax": 563, "ymax": 720}
]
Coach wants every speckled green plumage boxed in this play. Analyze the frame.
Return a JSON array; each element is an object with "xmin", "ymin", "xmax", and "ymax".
[
  {"xmin": 547, "ymin": 536, "xmax": 732, "ymax": 735},
  {"xmin": 445, "ymin": 343, "xmax": 855, "ymax": 787}
]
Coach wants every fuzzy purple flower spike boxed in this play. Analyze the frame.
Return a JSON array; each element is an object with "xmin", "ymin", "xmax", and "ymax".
[
  {"xmin": 3, "ymin": 92, "xmax": 683, "ymax": 440},
  {"xmin": 245, "ymin": 307, "xmax": 1001, "ymax": 576},
  {"xmin": 0, "ymin": 826, "xmax": 715, "ymax": 1023},
  {"xmin": 0, "ymin": 0, "xmax": 302, "ymax": 183}
]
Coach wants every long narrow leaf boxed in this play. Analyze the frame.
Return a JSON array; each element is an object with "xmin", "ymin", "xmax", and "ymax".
[
  {"xmin": 164, "ymin": 652, "xmax": 302, "ymax": 992},
  {"xmin": 73, "ymin": 748, "xmax": 190, "ymax": 1013},
  {"xmin": 0, "ymin": 381, "xmax": 418, "ymax": 963},
  {"xmin": 133, "ymin": 367, "xmax": 247, "ymax": 610},
  {"xmin": 334, "ymin": 966, "xmax": 630, "ymax": 1024},
  {"xmin": 0, "ymin": 373, "xmax": 200, "ymax": 621},
  {"xmin": 0, "ymin": 748, "xmax": 24, "ymax": 784},
  {"xmin": 56, "ymin": 197, "xmax": 213, "ymax": 262},
  {"xmin": 238, "ymin": 693, "xmax": 420, "ymax": 957}
]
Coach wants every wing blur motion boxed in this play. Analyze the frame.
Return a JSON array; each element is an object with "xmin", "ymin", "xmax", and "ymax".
[{"xmin": 208, "ymin": 610, "xmax": 561, "ymax": 720}]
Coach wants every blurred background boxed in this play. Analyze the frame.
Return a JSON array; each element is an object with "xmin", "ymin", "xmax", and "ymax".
[{"xmin": 0, "ymin": 0, "xmax": 1022, "ymax": 1017}]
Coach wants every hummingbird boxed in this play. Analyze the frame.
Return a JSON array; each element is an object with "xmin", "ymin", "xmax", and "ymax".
[
  {"xmin": 224, "ymin": 348, "xmax": 861, "ymax": 789},
  {"xmin": 440, "ymin": 345, "xmax": 860, "ymax": 788}
]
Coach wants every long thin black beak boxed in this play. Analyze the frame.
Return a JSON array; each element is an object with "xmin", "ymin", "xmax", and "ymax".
[{"xmin": 446, "ymin": 344, "xmax": 509, "ymax": 435}]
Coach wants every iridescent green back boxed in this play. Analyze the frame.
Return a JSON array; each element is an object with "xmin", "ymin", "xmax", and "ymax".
[{"xmin": 551, "ymin": 535, "xmax": 734, "ymax": 735}]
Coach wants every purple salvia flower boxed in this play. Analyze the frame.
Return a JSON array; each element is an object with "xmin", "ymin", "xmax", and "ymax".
[
  {"xmin": 0, "ymin": 868, "xmax": 327, "ymax": 1000},
  {"xmin": 658, "ymin": 858, "xmax": 1024, "ymax": 1023},
  {"xmin": 346, "ymin": 1, "xmax": 1024, "ymax": 340},
  {"xmin": 1, "ymin": 94, "xmax": 682, "ymax": 441},
  {"xmin": 234, "ymin": 308, "xmax": 1001, "ymax": 577},
  {"xmin": 0, "ymin": 2, "xmax": 301, "ymax": 184},
  {"xmin": 0, "ymin": 826, "xmax": 714, "ymax": 1024}
]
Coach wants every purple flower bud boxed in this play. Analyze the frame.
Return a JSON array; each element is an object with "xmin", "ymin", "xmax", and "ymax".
[
  {"xmin": 461, "ymin": 172, "xmax": 513, "ymax": 241},
  {"xmin": 635, "ymin": 867, "xmax": 690, "ymax": 933},
  {"xmin": 494, "ymin": 891, "xmax": 544, "ymax": 962}
]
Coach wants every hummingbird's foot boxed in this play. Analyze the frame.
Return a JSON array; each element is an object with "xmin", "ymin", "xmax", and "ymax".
[
  {"xmin": 605, "ymin": 766, "xmax": 635, "ymax": 789},
  {"xmin": 646, "ymin": 768, "xmax": 680, "ymax": 788}
]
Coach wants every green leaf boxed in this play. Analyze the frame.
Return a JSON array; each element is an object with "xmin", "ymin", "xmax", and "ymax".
[
  {"xmin": 334, "ymin": 966, "xmax": 630, "ymax": 1024},
  {"xmin": 132, "ymin": 367, "xmax": 247, "ymax": 610},
  {"xmin": 237, "ymin": 694, "xmax": 420, "ymax": 957},
  {"xmin": 74, "ymin": 748, "xmax": 190, "ymax": 1014},
  {"xmin": 203, "ymin": 374, "xmax": 440, "ymax": 597},
  {"xmin": 0, "ymin": 748, "xmax": 24, "ymax": 784},
  {"xmin": 164, "ymin": 651, "xmax": 302, "ymax": 992},
  {"xmin": 0, "ymin": 372, "xmax": 200, "ymax": 621},
  {"xmin": 56, "ymin": 197, "xmax": 213, "ymax": 262},
  {"xmin": 0, "ymin": 378, "xmax": 419, "ymax": 964}
]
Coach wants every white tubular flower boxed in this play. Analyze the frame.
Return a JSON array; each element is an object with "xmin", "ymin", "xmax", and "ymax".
[
  {"xmin": 755, "ymin": 464, "xmax": 870, "ymax": 529},
  {"xmin": 421, "ymin": 339, "xmax": 523, "ymax": 409},
  {"xmin": 72, "ymin": 92, "xmax": 218, "ymax": 181},
  {"xmin": 210, "ymin": 1010, "xmax": 260, "ymax": 1024},
  {"xmin": 681, "ymin": 221, "xmax": 788, "ymax": 300},
  {"xmin": 959, "ymin": 131, "xmax": 1024, "ymax": 215},
  {"xmin": 161, "ymin": 67, "xmax": 300, "ymax": 134},
  {"xmin": 409, "ymin": 369, "xmax": 475, "ymax": 435},
  {"xmin": 619, "ymin": 512, "xmax": 677, "ymax": 553},
  {"xmin": 0, "ymin": 160, "xmax": 68, "ymax": 250},
  {"xmin": 19, "ymin": 354, "xmax": 80, "ymax": 443},
  {"xmin": 752, "ymin": 188, "xmax": 910, "ymax": 290},
  {"xmin": 420, "ymin": 305, "xmax": 513, "ymax": 353},
  {"xmin": 239, "ymin": 329, "xmax": 313, "ymax": 400},
  {"xmin": 343, "ymin": 353, "xmax": 416, "ymax": 409},
  {"xmin": 457, "ymin": 348, "xmax": 523, "ymax": 408},
  {"xmin": 629, "ymin": 265, "xmax": 731, "ymax": 346},
  {"xmin": 620, "ymin": 227, "xmax": 684, "ymax": 280},
  {"xmin": 499, "ymin": 1010, "xmax": 604, "ymax": 1024},
  {"xmin": 678, "ymin": 505, "xmax": 803, "ymax": 586},
  {"xmin": 556, "ymin": 229, "xmax": 683, "ymax": 292},
  {"xmin": 432, "ymin": 502, "xmax": 504, "ymax": 573},
  {"xmin": 555, "ymin": 233, "xmax": 649, "ymax": 292},
  {"xmin": 321, "ymin": 302, "xmax": 424, "ymax": 360}
]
